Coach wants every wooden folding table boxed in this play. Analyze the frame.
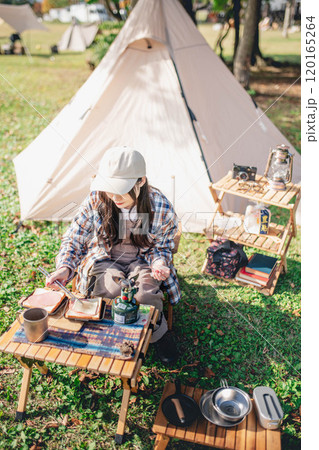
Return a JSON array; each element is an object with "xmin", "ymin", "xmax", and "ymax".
[{"xmin": 0, "ymin": 299, "xmax": 158, "ymax": 444}]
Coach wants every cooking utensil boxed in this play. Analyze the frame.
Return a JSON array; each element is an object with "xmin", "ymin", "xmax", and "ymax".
[
  {"xmin": 161, "ymin": 380, "xmax": 200, "ymax": 428},
  {"xmin": 212, "ymin": 379, "xmax": 252, "ymax": 423},
  {"xmin": 199, "ymin": 390, "xmax": 246, "ymax": 428},
  {"xmin": 17, "ymin": 307, "xmax": 49, "ymax": 342},
  {"xmin": 253, "ymin": 386, "xmax": 283, "ymax": 429},
  {"xmin": 37, "ymin": 266, "xmax": 91, "ymax": 304}
]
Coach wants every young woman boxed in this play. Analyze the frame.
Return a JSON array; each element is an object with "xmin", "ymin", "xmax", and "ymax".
[{"xmin": 46, "ymin": 146, "xmax": 180, "ymax": 365}]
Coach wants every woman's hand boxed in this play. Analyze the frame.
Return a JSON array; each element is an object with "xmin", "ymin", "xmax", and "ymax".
[
  {"xmin": 46, "ymin": 267, "xmax": 71, "ymax": 290},
  {"xmin": 151, "ymin": 260, "xmax": 170, "ymax": 281}
]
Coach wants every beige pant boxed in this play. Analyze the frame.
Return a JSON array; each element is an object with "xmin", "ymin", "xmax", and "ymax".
[{"xmin": 89, "ymin": 258, "xmax": 168, "ymax": 342}]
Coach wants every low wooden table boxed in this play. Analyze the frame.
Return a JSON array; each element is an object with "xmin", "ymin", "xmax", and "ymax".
[
  {"xmin": 0, "ymin": 299, "xmax": 158, "ymax": 444},
  {"xmin": 153, "ymin": 382, "xmax": 281, "ymax": 449}
]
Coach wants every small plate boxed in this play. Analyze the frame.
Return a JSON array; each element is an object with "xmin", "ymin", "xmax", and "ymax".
[
  {"xmin": 199, "ymin": 390, "xmax": 246, "ymax": 428},
  {"xmin": 65, "ymin": 298, "xmax": 106, "ymax": 322}
]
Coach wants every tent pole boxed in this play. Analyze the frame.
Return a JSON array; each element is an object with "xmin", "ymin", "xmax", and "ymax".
[
  {"xmin": 171, "ymin": 175, "xmax": 175, "ymax": 209},
  {"xmin": 161, "ymin": 3, "xmax": 212, "ymax": 183},
  {"xmin": 169, "ymin": 51, "xmax": 212, "ymax": 182},
  {"xmin": 13, "ymin": 220, "xmax": 24, "ymax": 234},
  {"xmin": 21, "ymin": 37, "xmax": 33, "ymax": 63},
  {"xmin": 166, "ymin": 41, "xmax": 212, "ymax": 183}
]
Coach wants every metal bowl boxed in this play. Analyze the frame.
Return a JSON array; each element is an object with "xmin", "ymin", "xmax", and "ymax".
[
  {"xmin": 199, "ymin": 390, "xmax": 246, "ymax": 428},
  {"xmin": 212, "ymin": 386, "xmax": 252, "ymax": 422}
]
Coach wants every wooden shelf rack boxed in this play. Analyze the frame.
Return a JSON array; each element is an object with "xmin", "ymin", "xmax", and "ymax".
[{"xmin": 202, "ymin": 173, "xmax": 301, "ymax": 296}]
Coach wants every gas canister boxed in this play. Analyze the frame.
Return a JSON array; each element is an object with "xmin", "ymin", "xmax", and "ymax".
[{"xmin": 111, "ymin": 275, "xmax": 139, "ymax": 324}]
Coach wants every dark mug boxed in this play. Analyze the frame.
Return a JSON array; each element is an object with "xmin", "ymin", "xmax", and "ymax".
[{"xmin": 17, "ymin": 308, "xmax": 49, "ymax": 343}]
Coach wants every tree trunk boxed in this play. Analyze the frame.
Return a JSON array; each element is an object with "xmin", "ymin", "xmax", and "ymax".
[
  {"xmin": 282, "ymin": 0, "xmax": 295, "ymax": 38},
  {"xmin": 233, "ymin": 0, "xmax": 258, "ymax": 88},
  {"xmin": 251, "ymin": 0, "xmax": 263, "ymax": 66},
  {"xmin": 101, "ymin": 0, "xmax": 122, "ymax": 21},
  {"xmin": 233, "ymin": 0, "xmax": 241, "ymax": 59}
]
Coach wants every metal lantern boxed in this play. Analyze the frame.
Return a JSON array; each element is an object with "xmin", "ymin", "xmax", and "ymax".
[{"xmin": 264, "ymin": 144, "xmax": 294, "ymax": 191}]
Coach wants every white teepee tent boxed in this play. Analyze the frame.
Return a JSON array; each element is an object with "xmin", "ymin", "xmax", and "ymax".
[
  {"xmin": 13, "ymin": 0, "xmax": 300, "ymax": 233},
  {"xmin": 58, "ymin": 19, "xmax": 98, "ymax": 52}
]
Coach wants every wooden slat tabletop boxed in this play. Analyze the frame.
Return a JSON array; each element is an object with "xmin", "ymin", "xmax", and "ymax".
[
  {"xmin": 205, "ymin": 215, "xmax": 286, "ymax": 255},
  {"xmin": 0, "ymin": 320, "xmax": 20, "ymax": 352},
  {"xmin": 0, "ymin": 303, "xmax": 156, "ymax": 380},
  {"xmin": 212, "ymin": 175, "xmax": 300, "ymax": 209},
  {"xmin": 46, "ymin": 347, "xmax": 62, "ymax": 363},
  {"xmin": 14, "ymin": 343, "xmax": 30, "ymax": 358},
  {"xmin": 55, "ymin": 350, "xmax": 71, "ymax": 365},
  {"xmin": 87, "ymin": 355, "xmax": 103, "ymax": 372},
  {"xmin": 153, "ymin": 382, "xmax": 175, "ymax": 435},
  {"xmin": 24, "ymin": 344, "xmax": 42, "ymax": 359},
  {"xmin": 153, "ymin": 383, "xmax": 281, "ymax": 450}
]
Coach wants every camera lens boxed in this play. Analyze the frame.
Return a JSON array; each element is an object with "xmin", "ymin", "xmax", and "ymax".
[{"xmin": 238, "ymin": 171, "xmax": 248, "ymax": 181}]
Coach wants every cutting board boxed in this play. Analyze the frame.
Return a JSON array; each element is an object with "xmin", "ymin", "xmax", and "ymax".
[{"xmin": 48, "ymin": 305, "xmax": 84, "ymax": 332}]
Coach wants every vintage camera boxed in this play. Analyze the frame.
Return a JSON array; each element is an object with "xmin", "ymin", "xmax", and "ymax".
[{"xmin": 232, "ymin": 164, "xmax": 257, "ymax": 181}]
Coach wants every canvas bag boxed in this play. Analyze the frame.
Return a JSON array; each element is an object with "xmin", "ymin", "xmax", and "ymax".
[{"xmin": 205, "ymin": 239, "xmax": 248, "ymax": 279}]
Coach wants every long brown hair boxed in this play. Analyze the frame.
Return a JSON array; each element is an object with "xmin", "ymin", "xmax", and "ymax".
[{"xmin": 98, "ymin": 178, "xmax": 154, "ymax": 248}]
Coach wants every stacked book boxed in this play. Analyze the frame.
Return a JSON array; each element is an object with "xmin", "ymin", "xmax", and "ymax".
[{"xmin": 236, "ymin": 253, "xmax": 278, "ymax": 288}]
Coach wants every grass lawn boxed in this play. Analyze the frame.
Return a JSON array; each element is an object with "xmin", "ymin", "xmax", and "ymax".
[
  {"xmin": 0, "ymin": 22, "xmax": 300, "ymax": 449},
  {"xmin": 198, "ymin": 25, "xmax": 301, "ymax": 65}
]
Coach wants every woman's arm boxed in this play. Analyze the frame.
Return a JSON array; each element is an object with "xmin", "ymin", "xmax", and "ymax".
[{"xmin": 143, "ymin": 194, "xmax": 179, "ymax": 277}]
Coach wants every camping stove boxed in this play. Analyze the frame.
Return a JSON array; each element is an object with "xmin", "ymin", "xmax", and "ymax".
[{"xmin": 111, "ymin": 275, "xmax": 139, "ymax": 324}]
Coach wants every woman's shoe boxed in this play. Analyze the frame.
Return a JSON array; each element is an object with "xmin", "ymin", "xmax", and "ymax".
[{"xmin": 154, "ymin": 332, "xmax": 179, "ymax": 366}]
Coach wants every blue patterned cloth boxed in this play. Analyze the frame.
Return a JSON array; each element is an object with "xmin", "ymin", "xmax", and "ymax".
[{"xmin": 12, "ymin": 305, "xmax": 152, "ymax": 360}]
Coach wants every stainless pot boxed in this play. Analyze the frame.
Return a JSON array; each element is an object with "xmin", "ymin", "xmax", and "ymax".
[
  {"xmin": 212, "ymin": 379, "xmax": 252, "ymax": 423},
  {"xmin": 253, "ymin": 386, "xmax": 283, "ymax": 429}
]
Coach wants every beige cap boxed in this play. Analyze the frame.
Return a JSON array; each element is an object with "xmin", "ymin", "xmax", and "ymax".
[{"xmin": 90, "ymin": 146, "xmax": 146, "ymax": 195}]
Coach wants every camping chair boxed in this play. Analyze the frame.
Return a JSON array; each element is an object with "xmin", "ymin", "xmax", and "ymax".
[{"xmin": 71, "ymin": 222, "xmax": 182, "ymax": 331}]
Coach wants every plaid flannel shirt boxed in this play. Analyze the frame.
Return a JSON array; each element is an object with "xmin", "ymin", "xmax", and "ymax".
[{"xmin": 56, "ymin": 187, "xmax": 181, "ymax": 305}]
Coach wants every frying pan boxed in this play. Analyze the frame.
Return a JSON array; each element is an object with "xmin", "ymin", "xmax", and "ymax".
[{"xmin": 161, "ymin": 380, "xmax": 200, "ymax": 428}]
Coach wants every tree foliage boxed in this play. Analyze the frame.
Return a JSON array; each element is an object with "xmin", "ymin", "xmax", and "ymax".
[{"xmin": 41, "ymin": 0, "xmax": 71, "ymax": 14}]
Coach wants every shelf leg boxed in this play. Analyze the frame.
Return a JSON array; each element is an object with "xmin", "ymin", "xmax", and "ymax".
[
  {"xmin": 154, "ymin": 434, "xmax": 170, "ymax": 449},
  {"xmin": 281, "ymin": 255, "xmax": 287, "ymax": 274}
]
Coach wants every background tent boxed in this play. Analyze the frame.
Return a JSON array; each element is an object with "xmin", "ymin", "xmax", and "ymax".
[
  {"xmin": 0, "ymin": 4, "xmax": 47, "ymax": 58},
  {"xmin": 13, "ymin": 0, "xmax": 301, "ymax": 233},
  {"xmin": 58, "ymin": 19, "xmax": 98, "ymax": 52},
  {"xmin": 0, "ymin": 4, "xmax": 47, "ymax": 33}
]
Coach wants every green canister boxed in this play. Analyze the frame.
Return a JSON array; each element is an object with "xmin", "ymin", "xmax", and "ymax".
[
  {"xmin": 111, "ymin": 296, "xmax": 139, "ymax": 324},
  {"xmin": 111, "ymin": 275, "xmax": 139, "ymax": 325}
]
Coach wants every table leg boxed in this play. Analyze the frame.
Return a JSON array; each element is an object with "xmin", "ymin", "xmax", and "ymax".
[
  {"xmin": 34, "ymin": 361, "xmax": 49, "ymax": 375},
  {"xmin": 115, "ymin": 378, "xmax": 131, "ymax": 444},
  {"xmin": 281, "ymin": 255, "xmax": 288, "ymax": 274},
  {"xmin": 154, "ymin": 434, "xmax": 170, "ymax": 449},
  {"xmin": 15, "ymin": 365, "xmax": 33, "ymax": 421}
]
